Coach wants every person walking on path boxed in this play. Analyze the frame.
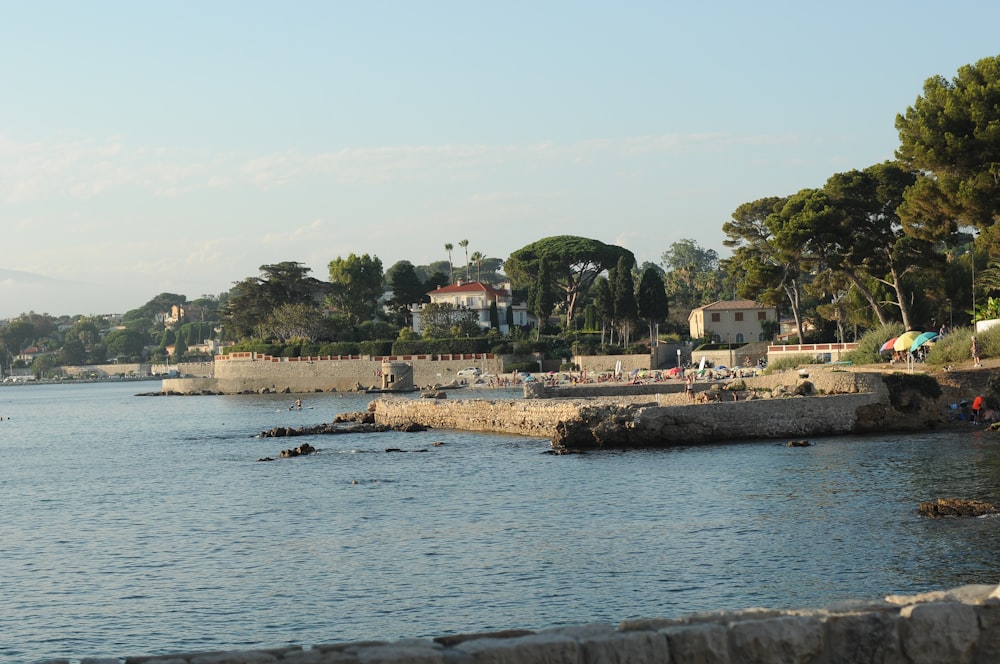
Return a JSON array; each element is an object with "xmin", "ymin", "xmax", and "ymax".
[{"xmin": 972, "ymin": 336, "xmax": 982, "ymax": 367}]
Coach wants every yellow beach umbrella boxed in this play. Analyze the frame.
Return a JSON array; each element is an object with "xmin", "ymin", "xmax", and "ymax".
[{"xmin": 893, "ymin": 330, "xmax": 923, "ymax": 352}]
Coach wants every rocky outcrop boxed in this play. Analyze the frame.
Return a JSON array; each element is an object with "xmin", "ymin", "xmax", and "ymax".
[
  {"xmin": 259, "ymin": 418, "xmax": 425, "ymax": 438},
  {"xmin": 919, "ymin": 498, "xmax": 1000, "ymax": 518},
  {"xmin": 279, "ymin": 442, "xmax": 316, "ymax": 458}
]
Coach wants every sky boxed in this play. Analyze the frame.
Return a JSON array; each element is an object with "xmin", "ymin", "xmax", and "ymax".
[{"xmin": 2, "ymin": 1, "xmax": 999, "ymax": 319}]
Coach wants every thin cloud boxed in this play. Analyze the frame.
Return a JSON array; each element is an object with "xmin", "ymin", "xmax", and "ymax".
[{"xmin": 0, "ymin": 131, "xmax": 801, "ymax": 203}]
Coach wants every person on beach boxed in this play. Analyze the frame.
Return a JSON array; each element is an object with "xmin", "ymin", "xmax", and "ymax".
[
  {"xmin": 685, "ymin": 373, "xmax": 695, "ymax": 402},
  {"xmin": 972, "ymin": 336, "xmax": 982, "ymax": 367},
  {"xmin": 973, "ymin": 395, "xmax": 984, "ymax": 423}
]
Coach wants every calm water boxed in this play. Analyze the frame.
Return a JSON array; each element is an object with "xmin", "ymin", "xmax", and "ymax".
[{"xmin": 2, "ymin": 382, "xmax": 999, "ymax": 662}]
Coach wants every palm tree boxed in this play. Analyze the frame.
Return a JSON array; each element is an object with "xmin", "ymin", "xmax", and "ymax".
[
  {"xmin": 459, "ymin": 239, "xmax": 470, "ymax": 281},
  {"xmin": 444, "ymin": 243, "xmax": 454, "ymax": 283},
  {"xmin": 470, "ymin": 251, "xmax": 485, "ymax": 282}
]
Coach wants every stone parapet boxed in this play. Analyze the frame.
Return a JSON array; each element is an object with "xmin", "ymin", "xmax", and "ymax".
[
  {"xmin": 373, "ymin": 397, "xmax": 583, "ymax": 438},
  {"xmin": 160, "ymin": 353, "xmax": 505, "ymax": 394},
  {"xmin": 372, "ymin": 369, "xmax": 941, "ymax": 448},
  {"xmin": 61, "ymin": 583, "xmax": 1000, "ymax": 663}
]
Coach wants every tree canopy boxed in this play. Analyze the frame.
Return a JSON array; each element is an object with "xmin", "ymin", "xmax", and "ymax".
[
  {"xmin": 222, "ymin": 262, "xmax": 329, "ymax": 340},
  {"xmin": 504, "ymin": 235, "xmax": 634, "ymax": 325},
  {"xmin": 896, "ymin": 55, "xmax": 1000, "ymax": 248},
  {"xmin": 328, "ymin": 253, "xmax": 385, "ymax": 324}
]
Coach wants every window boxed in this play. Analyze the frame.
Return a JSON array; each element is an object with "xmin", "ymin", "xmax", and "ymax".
[
  {"xmin": 735, "ymin": 312, "xmax": 744, "ymax": 321},
  {"xmin": 712, "ymin": 333, "xmax": 721, "ymax": 343},
  {"xmin": 711, "ymin": 313, "xmax": 721, "ymax": 322},
  {"xmin": 757, "ymin": 311, "xmax": 767, "ymax": 320},
  {"xmin": 736, "ymin": 333, "xmax": 745, "ymax": 343}
]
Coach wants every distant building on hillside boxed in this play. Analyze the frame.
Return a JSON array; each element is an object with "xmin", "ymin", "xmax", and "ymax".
[
  {"xmin": 688, "ymin": 300, "xmax": 776, "ymax": 343},
  {"xmin": 411, "ymin": 280, "xmax": 531, "ymax": 335}
]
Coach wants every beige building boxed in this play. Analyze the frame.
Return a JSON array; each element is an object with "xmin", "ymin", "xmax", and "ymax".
[{"xmin": 688, "ymin": 299, "xmax": 776, "ymax": 343}]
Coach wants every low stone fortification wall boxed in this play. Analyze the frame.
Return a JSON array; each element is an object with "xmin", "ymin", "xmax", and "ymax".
[
  {"xmin": 540, "ymin": 381, "xmax": 688, "ymax": 399},
  {"xmin": 742, "ymin": 367, "xmax": 886, "ymax": 396},
  {"xmin": 568, "ymin": 392, "xmax": 880, "ymax": 447},
  {"xmin": 372, "ymin": 391, "xmax": 883, "ymax": 446},
  {"xmin": 162, "ymin": 353, "xmax": 505, "ymax": 394},
  {"xmin": 74, "ymin": 584, "xmax": 1000, "ymax": 663},
  {"xmin": 373, "ymin": 397, "xmax": 582, "ymax": 438},
  {"xmin": 373, "ymin": 370, "xmax": 940, "ymax": 448},
  {"xmin": 529, "ymin": 367, "xmax": 885, "ymax": 401}
]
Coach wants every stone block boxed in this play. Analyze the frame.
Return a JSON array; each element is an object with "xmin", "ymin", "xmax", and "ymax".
[
  {"xmin": 353, "ymin": 641, "xmax": 444, "ymax": 664},
  {"xmin": 899, "ymin": 602, "xmax": 979, "ymax": 664},
  {"xmin": 660, "ymin": 622, "xmax": 731, "ymax": 663},
  {"xmin": 451, "ymin": 632, "xmax": 580, "ymax": 664},
  {"xmin": 544, "ymin": 623, "xmax": 668, "ymax": 663},
  {"xmin": 819, "ymin": 610, "xmax": 906, "ymax": 664},
  {"xmin": 727, "ymin": 616, "xmax": 824, "ymax": 664},
  {"xmin": 184, "ymin": 650, "xmax": 279, "ymax": 663},
  {"xmin": 973, "ymin": 602, "xmax": 1000, "ymax": 664}
]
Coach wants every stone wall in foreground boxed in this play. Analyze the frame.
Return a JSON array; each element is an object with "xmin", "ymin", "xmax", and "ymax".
[
  {"xmin": 373, "ymin": 390, "xmax": 888, "ymax": 446},
  {"xmin": 63, "ymin": 583, "xmax": 1000, "ymax": 663}
]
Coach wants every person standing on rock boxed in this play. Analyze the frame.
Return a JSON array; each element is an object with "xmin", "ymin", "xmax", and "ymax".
[
  {"xmin": 973, "ymin": 395, "xmax": 984, "ymax": 423},
  {"xmin": 972, "ymin": 336, "xmax": 982, "ymax": 367},
  {"xmin": 685, "ymin": 372, "xmax": 695, "ymax": 402}
]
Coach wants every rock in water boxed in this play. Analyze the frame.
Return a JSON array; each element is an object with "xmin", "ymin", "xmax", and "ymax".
[{"xmin": 918, "ymin": 498, "xmax": 1000, "ymax": 518}]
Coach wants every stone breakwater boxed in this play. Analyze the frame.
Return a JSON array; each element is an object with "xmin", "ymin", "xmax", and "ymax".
[
  {"xmin": 373, "ymin": 370, "xmax": 945, "ymax": 448},
  {"xmin": 55, "ymin": 583, "xmax": 1000, "ymax": 663}
]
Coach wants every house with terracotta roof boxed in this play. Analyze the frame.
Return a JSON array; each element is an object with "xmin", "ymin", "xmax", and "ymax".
[
  {"xmin": 688, "ymin": 299, "xmax": 777, "ymax": 343},
  {"xmin": 411, "ymin": 280, "xmax": 531, "ymax": 335}
]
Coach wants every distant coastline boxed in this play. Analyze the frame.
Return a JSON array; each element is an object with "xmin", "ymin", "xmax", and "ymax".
[{"xmin": 0, "ymin": 375, "xmax": 161, "ymax": 387}]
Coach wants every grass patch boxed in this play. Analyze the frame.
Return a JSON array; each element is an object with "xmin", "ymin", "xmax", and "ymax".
[{"xmin": 765, "ymin": 354, "xmax": 814, "ymax": 374}]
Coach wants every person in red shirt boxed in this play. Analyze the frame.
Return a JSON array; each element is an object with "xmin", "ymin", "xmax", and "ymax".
[{"xmin": 972, "ymin": 395, "xmax": 984, "ymax": 423}]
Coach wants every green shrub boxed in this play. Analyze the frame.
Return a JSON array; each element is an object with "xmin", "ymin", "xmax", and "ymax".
[
  {"xmin": 844, "ymin": 322, "xmax": 906, "ymax": 365},
  {"xmin": 317, "ymin": 342, "xmax": 361, "ymax": 356},
  {"xmin": 925, "ymin": 325, "xmax": 1000, "ymax": 366},
  {"xmin": 505, "ymin": 361, "xmax": 539, "ymax": 373},
  {"xmin": 512, "ymin": 342, "xmax": 534, "ymax": 356},
  {"xmin": 356, "ymin": 340, "xmax": 389, "ymax": 356}
]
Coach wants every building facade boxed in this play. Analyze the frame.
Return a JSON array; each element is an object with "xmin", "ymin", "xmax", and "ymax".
[
  {"xmin": 688, "ymin": 299, "xmax": 777, "ymax": 343},
  {"xmin": 411, "ymin": 280, "xmax": 531, "ymax": 335}
]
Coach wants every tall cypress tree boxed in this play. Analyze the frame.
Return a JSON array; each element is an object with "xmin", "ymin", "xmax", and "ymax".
[
  {"xmin": 637, "ymin": 267, "xmax": 669, "ymax": 346},
  {"xmin": 489, "ymin": 300, "xmax": 500, "ymax": 329},
  {"xmin": 612, "ymin": 256, "xmax": 638, "ymax": 347},
  {"xmin": 530, "ymin": 260, "xmax": 557, "ymax": 340}
]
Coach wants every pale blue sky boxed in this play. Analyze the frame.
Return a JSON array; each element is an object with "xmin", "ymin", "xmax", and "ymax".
[{"xmin": 2, "ymin": 1, "xmax": 998, "ymax": 318}]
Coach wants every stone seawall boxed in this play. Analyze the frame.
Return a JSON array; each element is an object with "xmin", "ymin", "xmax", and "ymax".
[
  {"xmin": 372, "ymin": 370, "xmax": 943, "ymax": 448},
  {"xmin": 162, "ymin": 353, "xmax": 505, "ymax": 394},
  {"xmin": 373, "ymin": 397, "xmax": 582, "ymax": 438},
  {"xmin": 372, "ymin": 391, "xmax": 888, "ymax": 447},
  {"xmin": 62, "ymin": 583, "xmax": 1000, "ymax": 663}
]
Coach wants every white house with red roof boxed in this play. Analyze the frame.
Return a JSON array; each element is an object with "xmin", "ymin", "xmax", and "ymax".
[{"xmin": 411, "ymin": 280, "xmax": 531, "ymax": 335}]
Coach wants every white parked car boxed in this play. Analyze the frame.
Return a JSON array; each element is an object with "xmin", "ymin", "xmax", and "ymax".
[{"xmin": 456, "ymin": 367, "xmax": 481, "ymax": 377}]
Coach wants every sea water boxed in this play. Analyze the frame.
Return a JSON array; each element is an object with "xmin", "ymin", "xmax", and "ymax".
[{"xmin": 1, "ymin": 381, "xmax": 998, "ymax": 663}]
